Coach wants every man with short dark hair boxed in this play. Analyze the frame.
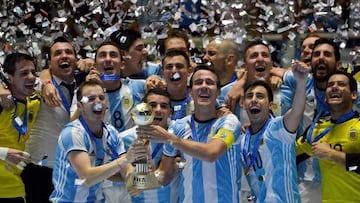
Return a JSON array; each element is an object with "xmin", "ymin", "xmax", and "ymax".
[
  {"xmin": 50, "ymin": 80, "xmax": 147, "ymax": 203},
  {"xmin": 110, "ymin": 29, "xmax": 162, "ymax": 79},
  {"xmin": 296, "ymin": 71, "xmax": 360, "ymax": 202},
  {"xmin": 240, "ymin": 63, "xmax": 308, "ymax": 202},
  {"xmin": 137, "ymin": 65, "xmax": 242, "ymax": 203},
  {"xmin": 20, "ymin": 36, "xmax": 78, "ymax": 203},
  {"xmin": 0, "ymin": 52, "xmax": 40, "ymax": 203}
]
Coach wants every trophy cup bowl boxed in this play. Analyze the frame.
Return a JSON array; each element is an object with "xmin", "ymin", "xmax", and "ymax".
[{"xmin": 126, "ymin": 102, "xmax": 160, "ymax": 190}]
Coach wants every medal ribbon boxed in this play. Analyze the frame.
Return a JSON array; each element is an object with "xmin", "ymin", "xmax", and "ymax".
[
  {"xmin": 242, "ymin": 118, "xmax": 272, "ymax": 170},
  {"xmin": 79, "ymin": 116, "xmax": 119, "ymax": 161},
  {"xmin": 100, "ymin": 73, "xmax": 121, "ymax": 81},
  {"xmin": 12, "ymin": 98, "xmax": 28, "ymax": 135},
  {"xmin": 172, "ymin": 88, "xmax": 191, "ymax": 120},
  {"xmin": 190, "ymin": 114, "xmax": 217, "ymax": 143},
  {"xmin": 52, "ymin": 77, "xmax": 71, "ymax": 114},
  {"xmin": 307, "ymin": 110, "xmax": 355, "ymax": 144}
]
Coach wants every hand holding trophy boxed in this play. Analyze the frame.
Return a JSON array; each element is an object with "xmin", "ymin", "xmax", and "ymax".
[{"xmin": 126, "ymin": 102, "xmax": 160, "ymax": 190}]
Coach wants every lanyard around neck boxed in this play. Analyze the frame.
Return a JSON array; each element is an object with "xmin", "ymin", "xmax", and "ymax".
[
  {"xmin": 12, "ymin": 98, "xmax": 28, "ymax": 135},
  {"xmin": 79, "ymin": 116, "xmax": 119, "ymax": 160},
  {"xmin": 52, "ymin": 77, "xmax": 71, "ymax": 113},
  {"xmin": 189, "ymin": 114, "xmax": 216, "ymax": 143},
  {"xmin": 242, "ymin": 118, "xmax": 271, "ymax": 169},
  {"xmin": 100, "ymin": 73, "xmax": 121, "ymax": 81},
  {"xmin": 307, "ymin": 110, "xmax": 355, "ymax": 144},
  {"xmin": 172, "ymin": 89, "xmax": 191, "ymax": 120}
]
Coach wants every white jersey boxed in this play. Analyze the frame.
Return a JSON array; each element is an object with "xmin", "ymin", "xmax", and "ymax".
[
  {"xmin": 240, "ymin": 117, "xmax": 300, "ymax": 203},
  {"xmin": 164, "ymin": 114, "xmax": 242, "ymax": 203}
]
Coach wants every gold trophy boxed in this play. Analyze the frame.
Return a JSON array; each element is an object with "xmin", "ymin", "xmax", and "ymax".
[{"xmin": 126, "ymin": 102, "xmax": 160, "ymax": 190}]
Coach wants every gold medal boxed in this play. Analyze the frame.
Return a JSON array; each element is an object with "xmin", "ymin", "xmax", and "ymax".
[{"xmin": 244, "ymin": 168, "xmax": 250, "ymax": 175}]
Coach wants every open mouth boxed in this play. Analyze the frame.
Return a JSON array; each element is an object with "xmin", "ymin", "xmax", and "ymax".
[
  {"xmin": 104, "ymin": 66, "xmax": 114, "ymax": 71},
  {"xmin": 59, "ymin": 62, "xmax": 71, "ymax": 69},
  {"xmin": 329, "ymin": 93, "xmax": 341, "ymax": 99},
  {"xmin": 153, "ymin": 115, "xmax": 162, "ymax": 122},
  {"xmin": 304, "ymin": 58, "xmax": 311, "ymax": 64},
  {"xmin": 170, "ymin": 72, "xmax": 181, "ymax": 81},
  {"xmin": 255, "ymin": 66, "xmax": 265, "ymax": 72},
  {"xmin": 317, "ymin": 64, "xmax": 327, "ymax": 71},
  {"xmin": 24, "ymin": 84, "xmax": 35, "ymax": 89},
  {"xmin": 249, "ymin": 106, "xmax": 261, "ymax": 114},
  {"xmin": 199, "ymin": 93, "xmax": 210, "ymax": 99}
]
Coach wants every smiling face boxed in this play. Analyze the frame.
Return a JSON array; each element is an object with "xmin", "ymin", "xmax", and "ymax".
[
  {"xmin": 7, "ymin": 60, "xmax": 37, "ymax": 100},
  {"xmin": 244, "ymin": 44, "xmax": 272, "ymax": 83},
  {"xmin": 203, "ymin": 40, "xmax": 227, "ymax": 75},
  {"xmin": 190, "ymin": 69, "xmax": 220, "ymax": 108},
  {"xmin": 301, "ymin": 36, "xmax": 320, "ymax": 64},
  {"xmin": 326, "ymin": 74, "xmax": 356, "ymax": 112},
  {"xmin": 48, "ymin": 42, "xmax": 76, "ymax": 83},
  {"xmin": 146, "ymin": 94, "xmax": 172, "ymax": 128},
  {"xmin": 78, "ymin": 84, "xmax": 107, "ymax": 122},
  {"xmin": 311, "ymin": 43, "xmax": 339, "ymax": 83},
  {"xmin": 123, "ymin": 38, "xmax": 147, "ymax": 76},
  {"xmin": 162, "ymin": 55, "xmax": 190, "ymax": 92},
  {"xmin": 244, "ymin": 85, "xmax": 272, "ymax": 125},
  {"xmin": 95, "ymin": 44, "xmax": 124, "ymax": 76}
]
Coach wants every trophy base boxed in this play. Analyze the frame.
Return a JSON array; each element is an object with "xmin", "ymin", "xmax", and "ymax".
[{"xmin": 126, "ymin": 172, "xmax": 160, "ymax": 190}]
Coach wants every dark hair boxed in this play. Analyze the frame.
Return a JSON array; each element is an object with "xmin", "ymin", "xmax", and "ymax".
[
  {"xmin": 311, "ymin": 38, "xmax": 341, "ymax": 61},
  {"xmin": 3, "ymin": 52, "xmax": 36, "ymax": 76},
  {"xmin": 161, "ymin": 49, "xmax": 190, "ymax": 68},
  {"xmin": 76, "ymin": 79, "xmax": 104, "ymax": 102},
  {"xmin": 48, "ymin": 36, "xmax": 76, "ymax": 60},
  {"xmin": 143, "ymin": 88, "xmax": 171, "ymax": 104},
  {"xmin": 189, "ymin": 62, "xmax": 221, "ymax": 89},
  {"xmin": 95, "ymin": 41, "xmax": 123, "ymax": 62},
  {"xmin": 158, "ymin": 29, "xmax": 190, "ymax": 56},
  {"xmin": 330, "ymin": 70, "xmax": 357, "ymax": 93},
  {"xmin": 110, "ymin": 29, "xmax": 141, "ymax": 51},
  {"xmin": 244, "ymin": 80, "xmax": 274, "ymax": 102},
  {"xmin": 244, "ymin": 39, "xmax": 271, "ymax": 61}
]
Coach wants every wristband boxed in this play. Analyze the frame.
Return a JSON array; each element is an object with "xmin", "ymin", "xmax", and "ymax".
[{"xmin": 0, "ymin": 147, "xmax": 9, "ymax": 161}]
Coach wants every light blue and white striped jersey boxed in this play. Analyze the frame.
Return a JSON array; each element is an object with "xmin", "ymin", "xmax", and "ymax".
[
  {"xmin": 164, "ymin": 114, "xmax": 242, "ymax": 203},
  {"xmin": 119, "ymin": 127, "xmax": 179, "ymax": 203},
  {"xmin": 126, "ymin": 62, "xmax": 163, "ymax": 79},
  {"xmin": 50, "ymin": 120, "xmax": 125, "ymax": 203},
  {"xmin": 240, "ymin": 117, "xmax": 300, "ymax": 203},
  {"xmin": 105, "ymin": 78, "xmax": 145, "ymax": 133},
  {"xmin": 143, "ymin": 62, "xmax": 163, "ymax": 78},
  {"xmin": 170, "ymin": 89, "xmax": 193, "ymax": 121}
]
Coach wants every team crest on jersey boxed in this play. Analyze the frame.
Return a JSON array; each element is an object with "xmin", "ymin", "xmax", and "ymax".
[
  {"xmin": 349, "ymin": 130, "xmax": 358, "ymax": 141},
  {"xmin": 122, "ymin": 96, "xmax": 133, "ymax": 109}
]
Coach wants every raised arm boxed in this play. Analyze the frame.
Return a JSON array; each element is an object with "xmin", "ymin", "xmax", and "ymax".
[
  {"xmin": 39, "ymin": 69, "xmax": 61, "ymax": 107},
  {"xmin": 225, "ymin": 69, "xmax": 247, "ymax": 110},
  {"xmin": 283, "ymin": 61, "xmax": 308, "ymax": 132}
]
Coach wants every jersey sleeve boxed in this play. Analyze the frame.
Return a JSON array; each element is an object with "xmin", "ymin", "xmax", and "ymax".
[
  {"xmin": 59, "ymin": 123, "xmax": 89, "ymax": 155},
  {"xmin": 211, "ymin": 114, "xmax": 241, "ymax": 148}
]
